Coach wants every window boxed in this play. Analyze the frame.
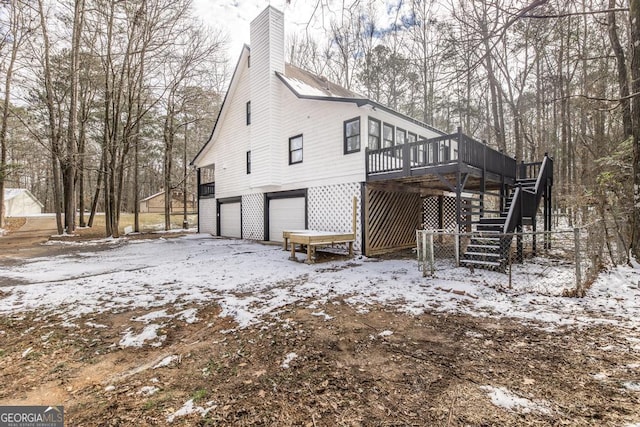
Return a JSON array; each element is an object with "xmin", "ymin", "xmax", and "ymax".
[
  {"xmin": 289, "ymin": 134, "xmax": 303, "ymax": 164},
  {"xmin": 383, "ymin": 123, "xmax": 394, "ymax": 148},
  {"xmin": 396, "ymin": 128, "xmax": 406, "ymax": 145},
  {"xmin": 368, "ymin": 117, "xmax": 381, "ymax": 150},
  {"xmin": 408, "ymin": 132, "xmax": 418, "ymax": 162},
  {"xmin": 344, "ymin": 117, "xmax": 361, "ymax": 154},
  {"xmin": 246, "ymin": 101, "xmax": 251, "ymax": 125},
  {"xmin": 246, "ymin": 151, "xmax": 251, "ymax": 174}
]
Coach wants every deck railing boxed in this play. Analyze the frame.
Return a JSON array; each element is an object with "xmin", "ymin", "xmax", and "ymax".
[
  {"xmin": 198, "ymin": 182, "xmax": 215, "ymax": 198},
  {"xmin": 366, "ymin": 132, "xmax": 516, "ymax": 180}
]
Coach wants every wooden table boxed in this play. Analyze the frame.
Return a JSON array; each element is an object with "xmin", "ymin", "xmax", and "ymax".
[
  {"xmin": 282, "ymin": 229, "xmax": 314, "ymax": 250},
  {"xmin": 288, "ymin": 231, "xmax": 355, "ymax": 264}
]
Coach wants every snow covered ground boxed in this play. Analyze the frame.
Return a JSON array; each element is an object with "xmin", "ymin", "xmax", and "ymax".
[{"xmin": 0, "ymin": 233, "xmax": 639, "ymax": 333}]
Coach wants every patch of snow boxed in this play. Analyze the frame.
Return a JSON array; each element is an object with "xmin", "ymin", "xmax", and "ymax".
[
  {"xmin": 153, "ymin": 355, "xmax": 180, "ymax": 369},
  {"xmin": 281, "ymin": 352, "xmax": 298, "ymax": 369},
  {"xmin": 378, "ymin": 330, "xmax": 393, "ymax": 337},
  {"xmin": 0, "ymin": 235, "xmax": 639, "ymax": 335},
  {"xmin": 178, "ymin": 308, "xmax": 198, "ymax": 324},
  {"xmin": 133, "ymin": 310, "xmax": 170, "ymax": 324},
  {"xmin": 592, "ymin": 373, "xmax": 608, "ymax": 381},
  {"xmin": 119, "ymin": 324, "xmax": 165, "ymax": 348},
  {"xmin": 622, "ymin": 381, "xmax": 640, "ymax": 392},
  {"xmin": 104, "ymin": 385, "xmax": 116, "ymax": 392},
  {"xmin": 480, "ymin": 385, "xmax": 552, "ymax": 415},
  {"xmin": 311, "ymin": 311, "xmax": 333, "ymax": 320},
  {"xmin": 21, "ymin": 347, "xmax": 33, "ymax": 358},
  {"xmin": 138, "ymin": 386, "xmax": 159, "ymax": 396},
  {"xmin": 167, "ymin": 399, "xmax": 215, "ymax": 423},
  {"xmin": 85, "ymin": 322, "xmax": 108, "ymax": 329}
]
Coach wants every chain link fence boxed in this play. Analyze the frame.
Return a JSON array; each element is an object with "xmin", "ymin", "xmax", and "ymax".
[{"xmin": 416, "ymin": 225, "xmax": 610, "ymax": 296}]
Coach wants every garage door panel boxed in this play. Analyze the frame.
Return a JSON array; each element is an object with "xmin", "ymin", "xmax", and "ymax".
[
  {"xmin": 269, "ymin": 197, "xmax": 305, "ymax": 242},
  {"xmin": 220, "ymin": 202, "xmax": 241, "ymax": 238}
]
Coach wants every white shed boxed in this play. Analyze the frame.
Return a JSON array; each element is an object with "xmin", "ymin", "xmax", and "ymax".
[{"xmin": 3, "ymin": 188, "xmax": 44, "ymax": 216}]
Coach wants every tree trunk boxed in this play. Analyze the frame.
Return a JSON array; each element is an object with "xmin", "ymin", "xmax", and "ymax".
[
  {"xmin": 630, "ymin": 0, "xmax": 640, "ymax": 259},
  {"xmin": 608, "ymin": 0, "xmax": 633, "ymax": 139}
]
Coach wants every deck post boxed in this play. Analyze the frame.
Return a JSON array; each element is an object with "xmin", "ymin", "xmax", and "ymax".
[{"xmin": 402, "ymin": 142, "xmax": 411, "ymax": 176}]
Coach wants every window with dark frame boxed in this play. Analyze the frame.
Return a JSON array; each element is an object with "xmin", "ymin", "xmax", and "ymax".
[
  {"xmin": 246, "ymin": 101, "xmax": 251, "ymax": 125},
  {"xmin": 289, "ymin": 134, "xmax": 303, "ymax": 164},
  {"xmin": 383, "ymin": 123, "xmax": 394, "ymax": 148},
  {"xmin": 368, "ymin": 117, "xmax": 381, "ymax": 150},
  {"xmin": 408, "ymin": 132, "xmax": 418, "ymax": 162},
  {"xmin": 344, "ymin": 117, "xmax": 361, "ymax": 154},
  {"xmin": 396, "ymin": 128, "xmax": 407, "ymax": 145},
  {"xmin": 246, "ymin": 151, "xmax": 251, "ymax": 174}
]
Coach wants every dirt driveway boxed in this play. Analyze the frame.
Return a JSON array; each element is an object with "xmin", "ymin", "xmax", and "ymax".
[{"xmin": 0, "ymin": 216, "xmax": 58, "ymax": 259}]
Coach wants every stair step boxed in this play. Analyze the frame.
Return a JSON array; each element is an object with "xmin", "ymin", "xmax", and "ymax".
[
  {"xmin": 477, "ymin": 225, "xmax": 503, "ymax": 233},
  {"xmin": 464, "ymin": 252, "xmax": 501, "ymax": 258},
  {"xmin": 460, "ymin": 259, "xmax": 504, "ymax": 267},
  {"xmin": 479, "ymin": 218, "xmax": 506, "ymax": 225},
  {"xmin": 466, "ymin": 244, "xmax": 501, "ymax": 252}
]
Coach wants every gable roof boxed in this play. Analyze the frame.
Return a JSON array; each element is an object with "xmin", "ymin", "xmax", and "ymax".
[
  {"xmin": 192, "ymin": 47, "xmax": 445, "ymax": 167},
  {"xmin": 3, "ymin": 188, "xmax": 44, "ymax": 207},
  {"xmin": 191, "ymin": 44, "xmax": 250, "ymax": 166},
  {"xmin": 277, "ymin": 64, "xmax": 444, "ymax": 135}
]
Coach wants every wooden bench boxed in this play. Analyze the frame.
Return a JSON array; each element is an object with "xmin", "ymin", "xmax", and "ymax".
[{"xmin": 288, "ymin": 231, "xmax": 355, "ymax": 264}]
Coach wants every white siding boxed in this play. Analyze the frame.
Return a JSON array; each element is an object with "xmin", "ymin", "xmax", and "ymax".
[
  {"xmin": 250, "ymin": 6, "xmax": 284, "ymax": 188},
  {"xmin": 198, "ymin": 64, "xmax": 252, "ymax": 200},
  {"xmin": 199, "ymin": 198, "xmax": 217, "ymax": 235},
  {"xmin": 4, "ymin": 192, "xmax": 43, "ymax": 216}
]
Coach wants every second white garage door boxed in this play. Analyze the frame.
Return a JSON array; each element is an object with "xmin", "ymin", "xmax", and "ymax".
[
  {"xmin": 269, "ymin": 197, "xmax": 306, "ymax": 242},
  {"xmin": 220, "ymin": 202, "xmax": 241, "ymax": 238}
]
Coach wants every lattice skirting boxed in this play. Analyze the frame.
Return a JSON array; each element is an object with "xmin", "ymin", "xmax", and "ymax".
[
  {"xmin": 308, "ymin": 183, "xmax": 362, "ymax": 252},
  {"xmin": 365, "ymin": 186, "xmax": 422, "ymax": 255},
  {"xmin": 199, "ymin": 198, "xmax": 217, "ymax": 235},
  {"xmin": 422, "ymin": 196, "xmax": 457, "ymax": 231},
  {"xmin": 242, "ymin": 194, "xmax": 264, "ymax": 240}
]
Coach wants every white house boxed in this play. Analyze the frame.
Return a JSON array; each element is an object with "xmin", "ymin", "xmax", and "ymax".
[
  {"xmin": 3, "ymin": 188, "xmax": 44, "ymax": 217},
  {"xmin": 192, "ymin": 6, "xmax": 546, "ymax": 260}
]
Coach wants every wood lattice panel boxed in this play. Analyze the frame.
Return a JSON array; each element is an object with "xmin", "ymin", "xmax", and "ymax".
[
  {"xmin": 308, "ymin": 183, "xmax": 362, "ymax": 252},
  {"xmin": 422, "ymin": 196, "xmax": 457, "ymax": 231},
  {"xmin": 365, "ymin": 187, "xmax": 421, "ymax": 255},
  {"xmin": 242, "ymin": 193, "xmax": 264, "ymax": 240}
]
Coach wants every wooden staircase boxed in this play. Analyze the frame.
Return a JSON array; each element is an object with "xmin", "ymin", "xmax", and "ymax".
[{"xmin": 460, "ymin": 155, "xmax": 553, "ymax": 271}]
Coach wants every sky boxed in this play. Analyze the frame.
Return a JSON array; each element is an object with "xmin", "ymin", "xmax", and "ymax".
[{"xmin": 192, "ymin": 0, "xmax": 401, "ymax": 61}]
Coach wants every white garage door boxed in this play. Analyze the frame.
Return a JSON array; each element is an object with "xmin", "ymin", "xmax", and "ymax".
[
  {"xmin": 269, "ymin": 197, "xmax": 306, "ymax": 242},
  {"xmin": 220, "ymin": 202, "xmax": 241, "ymax": 238}
]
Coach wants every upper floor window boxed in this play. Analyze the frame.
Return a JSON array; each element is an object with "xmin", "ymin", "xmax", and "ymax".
[
  {"xmin": 368, "ymin": 117, "xmax": 381, "ymax": 150},
  {"xmin": 383, "ymin": 123, "xmax": 394, "ymax": 148},
  {"xmin": 246, "ymin": 151, "xmax": 251, "ymax": 174},
  {"xmin": 396, "ymin": 128, "xmax": 407, "ymax": 145},
  {"xmin": 246, "ymin": 101, "xmax": 251, "ymax": 125},
  {"xmin": 344, "ymin": 117, "xmax": 361, "ymax": 154},
  {"xmin": 407, "ymin": 132, "xmax": 417, "ymax": 143},
  {"xmin": 289, "ymin": 134, "xmax": 303, "ymax": 164}
]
